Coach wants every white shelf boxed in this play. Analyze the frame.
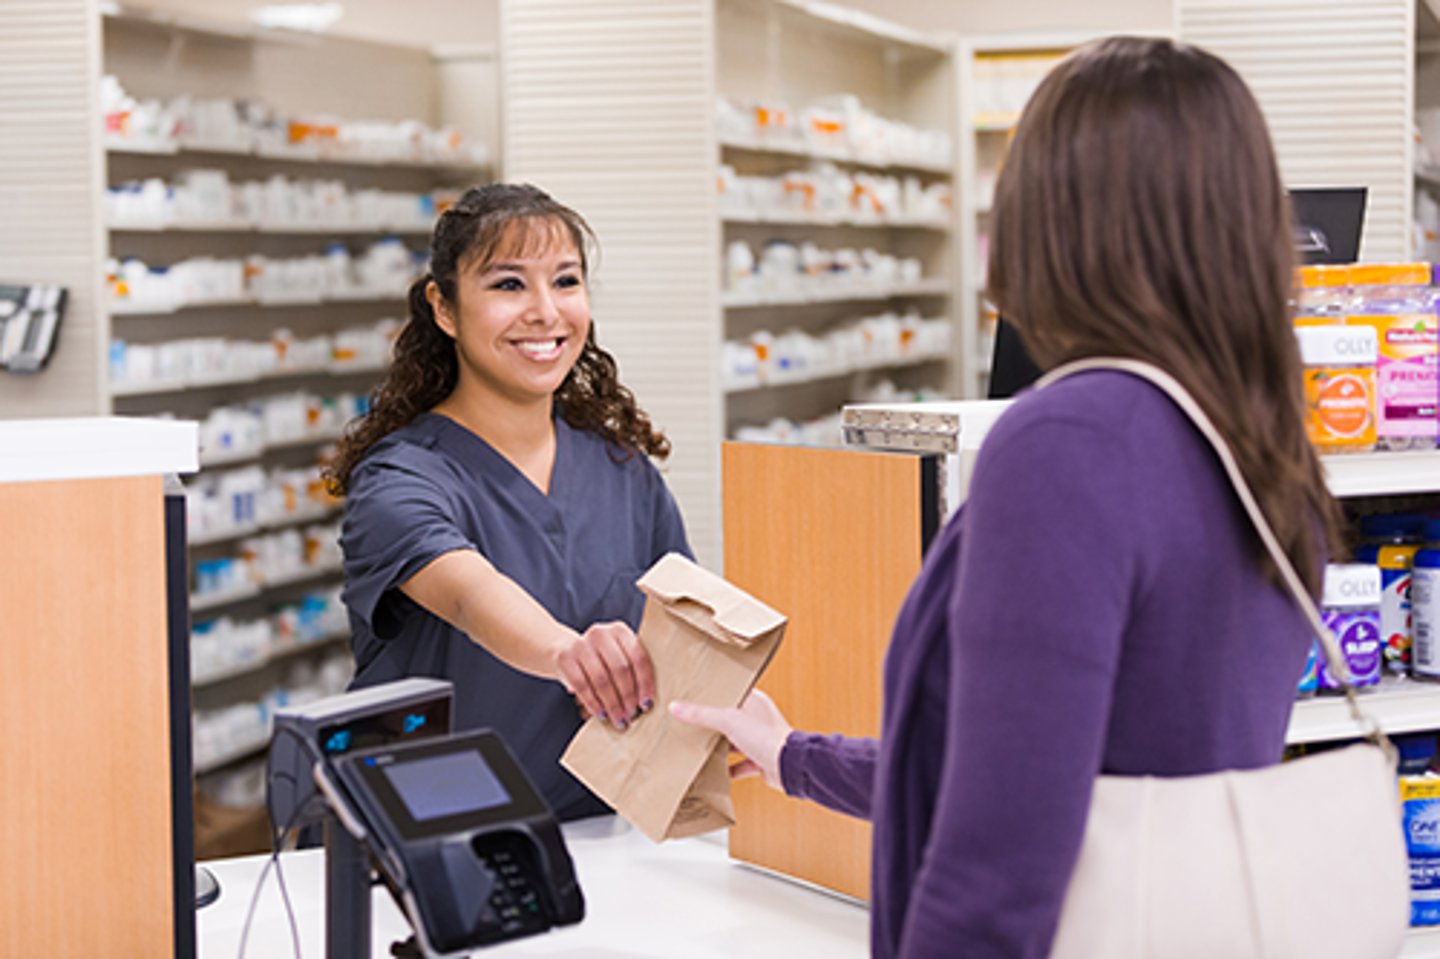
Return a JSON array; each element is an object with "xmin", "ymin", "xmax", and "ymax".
[
  {"xmin": 103, "ymin": 133, "xmax": 178, "ymax": 155},
  {"xmin": 193, "ymin": 736, "xmax": 268, "ymax": 776},
  {"xmin": 190, "ymin": 582, "xmax": 262, "ymax": 613},
  {"xmin": 1287, "ymin": 676, "xmax": 1440, "ymax": 745},
  {"xmin": 111, "ymin": 370, "xmax": 257, "ymax": 397},
  {"xmin": 109, "ymin": 296, "xmax": 251, "ymax": 316},
  {"xmin": 773, "ymin": 0, "xmax": 949, "ymax": 54},
  {"xmin": 717, "ymin": 133, "xmax": 952, "ymax": 177},
  {"xmin": 192, "ymin": 629, "xmax": 347, "ymax": 690},
  {"xmin": 722, "ymin": 279, "xmax": 952, "ymax": 309},
  {"xmin": 721, "ymin": 210, "xmax": 950, "ymax": 231},
  {"xmin": 108, "ymin": 291, "xmax": 405, "ymax": 317},
  {"xmin": 254, "ymin": 291, "xmax": 324, "ymax": 307},
  {"xmin": 188, "ymin": 502, "xmax": 341, "ymax": 548},
  {"xmin": 188, "ymin": 562, "xmax": 342, "ymax": 614},
  {"xmin": 111, "ymin": 362, "xmax": 385, "ymax": 400},
  {"xmin": 724, "ymin": 350, "xmax": 952, "ymax": 395},
  {"xmin": 108, "ymin": 217, "xmax": 433, "ymax": 235},
  {"xmin": 973, "ymin": 114, "xmax": 1020, "ymax": 133},
  {"xmin": 198, "ymin": 429, "xmax": 344, "ymax": 469},
  {"xmin": 326, "ymin": 289, "xmax": 408, "ymax": 303},
  {"xmin": 188, "ymin": 521, "xmax": 261, "ymax": 548},
  {"xmin": 264, "ymin": 430, "xmax": 344, "ymax": 453},
  {"xmin": 110, "ymin": 361, "xmax": 385, "ymax": 399},
  {"xmin": 1404, "ymin": 926, "xmax": 1440, "ymax": 958},
  {"xmin": 105, "ymin": 134, "xmax": 487, "ymax": 172},
  {"xmin": 197, "ymin": 446, "xmax": 265, "ymax": 468},
  {"xmin": 173, "ymin": 136, "xmax": 254, "ymax": 157},
  {"xmin": 261, "ymin": 561, "xmax": 343, "ymax": 590},
  {"xmin": 1321, "ymin": 450, "xmax": 1440, "ymax": 498},
  {"xmin": 107, "ymin": 217, "xmax": 251, "ymax": 232}
]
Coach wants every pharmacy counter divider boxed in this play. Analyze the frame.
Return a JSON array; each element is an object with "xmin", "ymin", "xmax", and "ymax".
[{"xmin": 197, "ymin": 816, "xmax": 869, "ymax": 957}]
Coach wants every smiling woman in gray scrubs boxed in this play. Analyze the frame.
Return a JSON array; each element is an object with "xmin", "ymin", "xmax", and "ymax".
[{"xmin": 324, "ymin": 184, "xmax": 691, "ymax": 821}]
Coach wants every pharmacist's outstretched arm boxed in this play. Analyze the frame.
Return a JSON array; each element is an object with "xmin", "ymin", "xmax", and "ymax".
[
  {"xmin": 402, "ymin": 548, "xmax": 654, "ymax": 730},
  {"xmin": 671, "ymin": 691, "xmax": 879, "ymax": 819}
]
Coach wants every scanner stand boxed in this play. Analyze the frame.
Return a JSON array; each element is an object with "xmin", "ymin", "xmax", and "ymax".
[{"xmin": 325, "ymin": 811, "xmax": 374, "ymax": 959}]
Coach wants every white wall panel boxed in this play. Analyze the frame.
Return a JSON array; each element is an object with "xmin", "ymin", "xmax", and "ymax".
[
  {"xmin": 0, "ymin": 0, "xmax": 107, "ymax": 418},
  {"xmin": 1178, "ymin": 0, "xmax": 1414, "ymax": 261},
  {"xmin": 502, "ymin": 0, "xmax": 722, "ymax": 566}
]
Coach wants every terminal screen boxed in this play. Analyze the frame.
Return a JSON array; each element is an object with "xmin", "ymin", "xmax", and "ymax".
[{"xmin": 381, "ymin": 751, "xmax": 513, "ymax": 822}]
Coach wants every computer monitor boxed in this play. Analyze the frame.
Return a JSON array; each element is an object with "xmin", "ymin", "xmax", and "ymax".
[
  {"xmin": 986, "ymin": 187, "xmax": 1369, "ymax": 398},
  {"xmin": 1290, "ymin": 187, "xmax": 1367, "ymax": 265}
]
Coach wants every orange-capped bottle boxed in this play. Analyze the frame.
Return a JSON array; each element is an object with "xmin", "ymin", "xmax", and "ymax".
[
  {"xmin": 1294, "ymin": 264, "xmax": 1352, "ymax": 326},
  {"xmin": 1295, "ymin": 324, "xmax": 1378, "ymax": 453}
]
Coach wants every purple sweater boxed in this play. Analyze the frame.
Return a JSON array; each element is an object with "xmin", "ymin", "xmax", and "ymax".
[{"xmin": 779, "ymin": 371, "xmax": 1313, "ymax": 959}]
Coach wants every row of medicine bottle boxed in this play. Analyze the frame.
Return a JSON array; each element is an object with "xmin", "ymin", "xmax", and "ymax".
[{"xmin": 1298, "ymin": 516, "xmax": 1440, "ymax": 695}]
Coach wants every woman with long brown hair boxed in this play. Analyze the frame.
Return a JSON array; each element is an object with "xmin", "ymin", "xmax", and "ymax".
[
  {"xmin": 674, "ymin": 37, "xmax": 1344, "ymax": 955},
  {"xmin": 327, "ymin": 182, "xmax": 689, "ymax": 821}
]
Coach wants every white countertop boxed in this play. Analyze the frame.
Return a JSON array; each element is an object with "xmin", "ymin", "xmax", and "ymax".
[
  {"xmin": 0, "ymin": 416, "xmax": 197, "ymax": 484},
  {"xmin": 198, "ymin": 816, "xmax": 871, "ymax": 957}
]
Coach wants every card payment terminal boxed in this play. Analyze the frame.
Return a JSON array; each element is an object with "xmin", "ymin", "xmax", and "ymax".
[{"xmin": 314, "ymin": 728, "xmax": 585, "ymax": 955}]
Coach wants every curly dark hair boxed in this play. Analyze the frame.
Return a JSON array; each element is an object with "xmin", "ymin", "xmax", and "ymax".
[{"xmin": 325, "ymin": 183, "xmax": 671, "ymax": 495}]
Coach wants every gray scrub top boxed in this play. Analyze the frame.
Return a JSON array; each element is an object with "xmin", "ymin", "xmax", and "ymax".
[{"xmin": 340, "ymin": 411, "xmax": 692, "ymax": 820}]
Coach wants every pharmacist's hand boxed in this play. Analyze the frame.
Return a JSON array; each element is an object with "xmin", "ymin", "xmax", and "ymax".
[
  {"xmin": 554, "ymin": 622, "xmax": 655, "ymax": 732},
  {"xmin": 670, "ymin": 689, "xmax": 793, "ymax": 792}
]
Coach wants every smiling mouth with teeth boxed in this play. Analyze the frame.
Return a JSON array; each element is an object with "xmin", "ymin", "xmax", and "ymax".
[{"xmin": 515, "ymin": 338, "xmax": 565, "ymax": 358}]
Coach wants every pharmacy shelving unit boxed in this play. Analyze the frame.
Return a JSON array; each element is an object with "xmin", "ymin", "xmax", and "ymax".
[
  {"xmin": 716, "ymin": 0, "xmax": 962, "ymax": 440},
  {"xmin": 1302, "ymin": 446, "xmax": 1440, "ymax": 959},
  {"xmin": 500, "ymin": 0, "xmax": 961, "ymax": 567},
  {"xmin": 954, "ymin": 29, "xmax": 1171, "ymax": 399},
  {"xmin": 956, "ymin": 36, "xmax": 1068, "ymax": 400},
  {"xmin": 97, "ymin": 5, "xmax": 494, "ymax": 857},
  {"xmin": 1178, "ymin": 0, "xmax": 1431, "ymax": 262}
]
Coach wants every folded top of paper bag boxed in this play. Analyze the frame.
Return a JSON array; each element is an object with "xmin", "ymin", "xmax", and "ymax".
[{"xmin": 638, "ymin": 553, "xmax": 785, "ymax": 648}]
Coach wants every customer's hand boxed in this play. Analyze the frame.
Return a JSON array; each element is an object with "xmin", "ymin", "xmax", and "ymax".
[
  {"xmin": 670, "ymin": 689, "xmax": 793, "ymax": 791},
  {"xmin": 553, "ymin": 622, "xmax": 655, "ymax": 731}
]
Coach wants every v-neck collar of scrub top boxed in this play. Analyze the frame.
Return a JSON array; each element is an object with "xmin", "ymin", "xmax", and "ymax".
[{"xmin": 413, "ymin": 410, "xmax": 572, "ymax": 539}]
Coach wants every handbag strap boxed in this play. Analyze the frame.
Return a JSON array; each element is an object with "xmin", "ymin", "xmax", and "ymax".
[{"xmin": 1033, "ymin": 356, "xmax": 1391, "ymax": 755}]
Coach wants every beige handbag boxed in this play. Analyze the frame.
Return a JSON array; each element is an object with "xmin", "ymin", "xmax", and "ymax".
[{"xmin": 1035, "ymin": 358, "xmax": 1410, "ymax": 959}]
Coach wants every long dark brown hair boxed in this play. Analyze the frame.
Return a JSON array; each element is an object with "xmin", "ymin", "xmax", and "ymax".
[
  {"xmin": 988, "ymin": 36, "xmax": 1341, "ymax": 594},
  {"xmin": 325, "ymin": 183, "xmax": 671, "ymax": 495}
]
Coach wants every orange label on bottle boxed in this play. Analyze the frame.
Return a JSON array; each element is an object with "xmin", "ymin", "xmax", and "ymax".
[{"xmin": 1303, "ymin": 367, "xmax": 1376, "ymax": 448}]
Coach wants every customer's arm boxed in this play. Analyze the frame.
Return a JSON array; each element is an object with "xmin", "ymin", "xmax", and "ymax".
[{"xmin": 897, "ymin": 419, "xmax": 1131, "ymax": 959}]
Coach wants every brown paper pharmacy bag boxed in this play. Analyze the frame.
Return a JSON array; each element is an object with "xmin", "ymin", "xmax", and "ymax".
[
  {"xmin": 561, "ymin": 552, "xmax": 785, "ymax": 842},
  {"xmin": 1039, "ymin": 358, "xmax": 1409, "ymax": 959}
]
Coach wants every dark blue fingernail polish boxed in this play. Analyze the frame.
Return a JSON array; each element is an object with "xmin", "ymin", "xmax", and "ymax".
[
  {"xmin": 615, "ymin": 717, "xmax": 628, "ymax": 731},
  {"xmin": 597, "ymin": 711, "xmax": 608, "ymax": 723},
  {"xmin": 641, "ymin": 698, "xmax": 654, "ymax": 712}
]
